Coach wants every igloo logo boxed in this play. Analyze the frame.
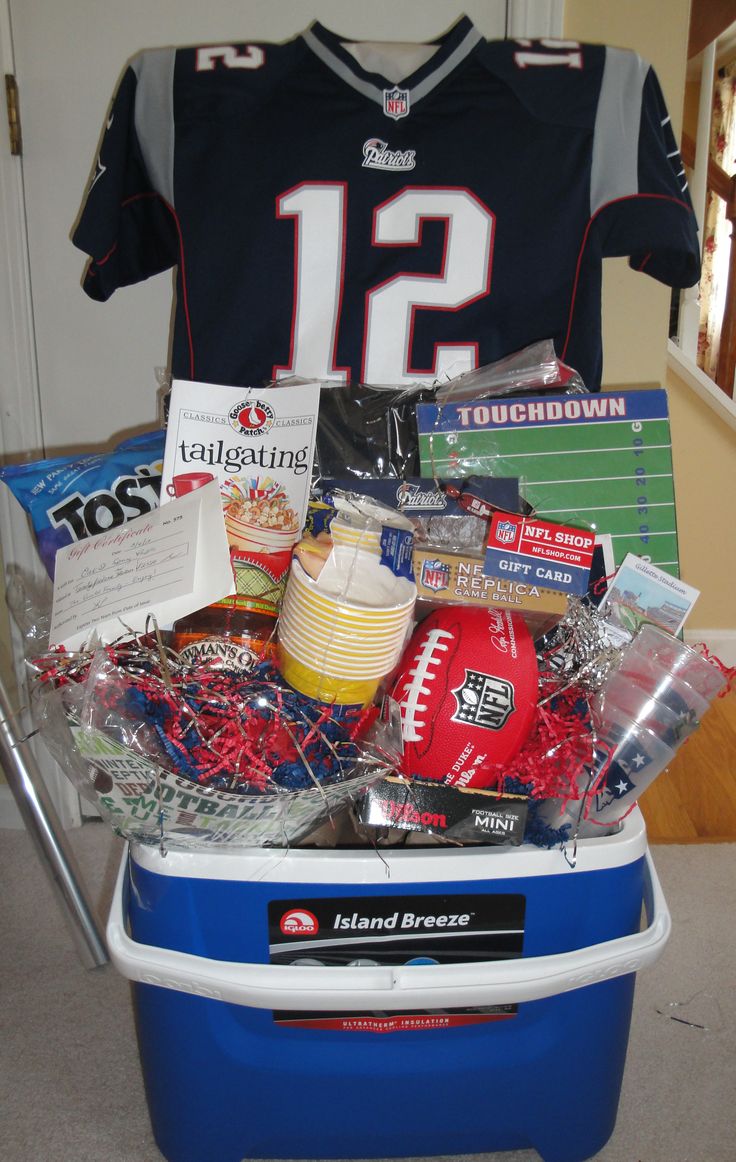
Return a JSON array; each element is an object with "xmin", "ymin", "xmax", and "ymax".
[{"xmin": 280, "ymin": 908, "xmax": 319, "ymax": 936}]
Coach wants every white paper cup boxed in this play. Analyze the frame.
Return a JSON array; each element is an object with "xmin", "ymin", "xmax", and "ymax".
[
  {"xmin": 278, "ymin": 634, "xmax": 401, "ymax": 681},
  {"xmin": 289, "ymin": 556, "xmax": 416, "ymax": 616},
  {"xmin": 276, "ymin": 558, "xmax": 416, "ymax": 704},
  {"xmin": 330, "ymin": 515, "xmax": 382, "ymax": 556}
]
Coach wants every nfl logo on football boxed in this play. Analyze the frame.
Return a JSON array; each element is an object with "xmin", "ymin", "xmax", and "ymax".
[
  {"xmin": 383, "ymin": 87, "xmax": 410, "ymax": 120},
  {"xmin": 420, "ymin": 559, "xmax": 450, "ymax": 593},
  {"xmin": 495, "ymin": 520, "xmax": 517, "ymax": 546}
]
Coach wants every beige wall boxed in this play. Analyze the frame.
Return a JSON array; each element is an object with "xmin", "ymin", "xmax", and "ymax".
[
  {"xmin": 565, "ymin": 0, "xmax": 736, "ymax": 632},
  {"xmin": 666, "ymin": 371, "xmax": 736, "ymax": 626}
]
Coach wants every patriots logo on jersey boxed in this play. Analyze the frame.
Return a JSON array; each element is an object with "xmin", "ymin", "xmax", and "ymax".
[
  {"xmin": 362, "ymin": 139, "xmax": 416, "ymax": 171},
  {"xmin": 383, "ymin": 87, "xmax": 410, "ymax": 120}
]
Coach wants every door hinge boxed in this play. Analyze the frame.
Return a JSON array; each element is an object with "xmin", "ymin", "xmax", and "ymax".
[{"xmin": 5, "ymin": 74, "xmax": 22, "ymax": 156}]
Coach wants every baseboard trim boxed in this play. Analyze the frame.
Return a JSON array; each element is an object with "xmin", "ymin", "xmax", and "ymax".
[
  {"xmin": 684, "ymin": 628, "xmax": 736, "ymax": 668},
  {"xmin": 0, "ymin": 783, "xmax": 24, "ymax": 829}
]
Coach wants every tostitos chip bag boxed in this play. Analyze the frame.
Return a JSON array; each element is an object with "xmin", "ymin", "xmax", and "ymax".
[{"xmin": 0, "ymin": 430, "xmax": 164, "ymax": 577}]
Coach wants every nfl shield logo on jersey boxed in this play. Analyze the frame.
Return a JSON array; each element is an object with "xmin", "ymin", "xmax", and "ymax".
[{"xmin": 383, "ymin": 87, "xmax": 410, "ymax": 120}]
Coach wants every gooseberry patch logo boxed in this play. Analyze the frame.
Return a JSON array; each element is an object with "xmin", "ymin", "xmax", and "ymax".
[
  {"xmin": 228, "ymin": 398, "xmax": 275, "ymax": 436},
  {"xmin": 280, "ymin": 908, "xmax": 319, "ymax": 936}
]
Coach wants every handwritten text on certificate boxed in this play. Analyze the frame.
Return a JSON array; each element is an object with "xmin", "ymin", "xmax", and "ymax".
[{"xmin": 50, "ymin": 481, "xmax": 233, "ymax": 649}]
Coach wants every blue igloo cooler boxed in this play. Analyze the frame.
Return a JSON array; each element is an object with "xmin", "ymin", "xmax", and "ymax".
[{"xmin": 107, "ymin": 806, "xmax": 670, "ymax": 1162}]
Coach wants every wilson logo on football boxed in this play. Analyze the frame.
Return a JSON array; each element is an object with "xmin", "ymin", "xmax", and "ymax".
[
  {"xmin": 451, "ymin": 669, "xmax": 516, "ymax": 731},
  {"xmin": 280, "ymin": 909, "xmax": 319, "ymax": 937},
  {"xmin": 228, "ymin": 399, "xmax": 275, "ymax": 436}
]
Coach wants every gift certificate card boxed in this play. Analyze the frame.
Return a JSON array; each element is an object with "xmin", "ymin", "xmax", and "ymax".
[{"xmin": 49, "ymin": 481, "xmax": 234, "ymax": 650}]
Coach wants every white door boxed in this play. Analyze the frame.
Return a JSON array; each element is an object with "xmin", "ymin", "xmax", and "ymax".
[{"xmin": 0, "ymin": 0, "xmax": 562, "ymax": 823}]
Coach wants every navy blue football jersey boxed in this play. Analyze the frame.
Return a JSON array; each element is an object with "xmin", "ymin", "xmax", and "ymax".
[{"xmin": 73, "ymin": 17, "xmax": 700, "ymax": 391}]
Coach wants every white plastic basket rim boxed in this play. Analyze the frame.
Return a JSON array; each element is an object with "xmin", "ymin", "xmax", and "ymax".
[{"xmin": 106, "ymin": 845, "xmax": 670, "ymax": 1011}]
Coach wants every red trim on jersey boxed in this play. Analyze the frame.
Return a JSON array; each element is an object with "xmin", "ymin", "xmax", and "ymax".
[
  {"xmin": 92, "ymin": 241, "xmax": 118, "ymax": 267},
  {"xmin": 561, "ymin": 192, "xmax": 696, "ymax": 366},
  {"xmin": 362, "ymin": 185, "xmax": 494, "ymax": 380}
]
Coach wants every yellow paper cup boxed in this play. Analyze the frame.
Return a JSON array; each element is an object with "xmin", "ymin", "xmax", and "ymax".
[
  {"xmin": 278, "ymin": 606, "xmax": 409, "ymax": 652},
  {"xmin": 278, "ymin": 622, "xmax": 402, "ymax": 679},
  {"xmin": 285, "ymin": 581, "xmax": 413, "ymax": 630},
  {"xmin": 330, "ymin": 517, "xmax": 382, "ymax": 556},
  {"xmin": 289, "ymin": 558, "xmax": 416, "ymax": 618},
  {"xmin": 277, "ymin": 642, "xmax": 380, "ymax": 707}
]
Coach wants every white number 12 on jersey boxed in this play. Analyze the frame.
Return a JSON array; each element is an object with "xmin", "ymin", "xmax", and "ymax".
[{"xmin": 274, "ymin": 184, "xmax": 494, "ymax": 385}]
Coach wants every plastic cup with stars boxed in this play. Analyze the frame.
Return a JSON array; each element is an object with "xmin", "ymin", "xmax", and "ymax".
[{"xmin": 584, "ymin": 703, "xmax": 677, "ymax": 827}]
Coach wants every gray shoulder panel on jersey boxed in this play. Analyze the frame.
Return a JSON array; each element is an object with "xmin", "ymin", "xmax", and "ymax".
[
  {"xmin": 591, "ymin": 47, "xmax": 649, "ymax": 217},
  {"xmin": 303, "ymin": 23, "xmax": 482, "ymax": 108},
  {"xmin": 131, "ymin": 49, "xmax": 176, "ymax": 206}
]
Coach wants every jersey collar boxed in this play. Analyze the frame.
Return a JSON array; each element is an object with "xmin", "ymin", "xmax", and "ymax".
[{"xmin": 302, "ymin": 16, "xmax": 483, "ymax": 115}]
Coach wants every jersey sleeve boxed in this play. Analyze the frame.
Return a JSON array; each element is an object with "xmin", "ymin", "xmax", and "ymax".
[
  {"xmin": 591, "ymin": 51, "xmax": 701, "ymax": 289},
  {"xmin": 72, "ymin": 56, "xmax": 180, "ymax": 301}
]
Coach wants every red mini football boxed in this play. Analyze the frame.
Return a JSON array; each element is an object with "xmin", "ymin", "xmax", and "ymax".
[{"xmin": 390, "ymin": 605, "xmax": 539, "ymax": 788}]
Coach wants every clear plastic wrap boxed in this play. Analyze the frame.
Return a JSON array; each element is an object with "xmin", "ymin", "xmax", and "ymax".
[
  {"xmin": 307, "ymin": 344, "xmax": 585, "ymax": 487},
  {"xmin": 0, "ymin": 429, "xmax": 164, "ymax": 578},
  {"xmin": 313, "ymin": 380, "xmax": 430, "ymax": 481},
  {"xmin": 433, "ymin": 340, "xmax": 587, "ymax": 405},
  {"xmin": 17, "ymin": 563, "xmax": 404, "ymax": 850}
]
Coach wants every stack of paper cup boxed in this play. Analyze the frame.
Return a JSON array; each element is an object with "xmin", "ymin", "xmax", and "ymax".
[
  {"xmin": 330, "ymin": 512, "xmax": 383, "ymax": 558},
  {"xmin": 277, "ymin": 555, "xmax": 416, "ymax": 706}
]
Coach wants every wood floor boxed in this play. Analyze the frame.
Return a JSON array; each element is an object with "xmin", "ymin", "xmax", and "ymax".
[{"xmin": 639, "ymin": 690, "xmax": 736, "ymax": 842}]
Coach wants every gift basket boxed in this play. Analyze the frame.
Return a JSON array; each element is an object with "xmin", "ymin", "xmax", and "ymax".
[
  {"xmin": 3, "ymin": 344, "xmax": 731, "ymax": 860},
  {"xmin": 8, "ymin": 357, "xmax": 730, "ymax": 1162}
]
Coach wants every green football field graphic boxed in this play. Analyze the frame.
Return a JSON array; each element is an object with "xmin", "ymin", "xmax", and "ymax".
[{"xmin": 419, "ymin": 414, "xmax": 679, "ymax": 576}]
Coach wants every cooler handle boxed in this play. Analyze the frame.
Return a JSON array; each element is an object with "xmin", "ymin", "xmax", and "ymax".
[{"xmin": 106, "ymin": 847, "xmax": 671, "ymax": 1012}]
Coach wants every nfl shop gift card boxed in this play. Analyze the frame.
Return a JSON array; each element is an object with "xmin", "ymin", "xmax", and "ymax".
[{"xmin": 484, "ymin": 513, "xmax": 596, "ymax": 596}]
